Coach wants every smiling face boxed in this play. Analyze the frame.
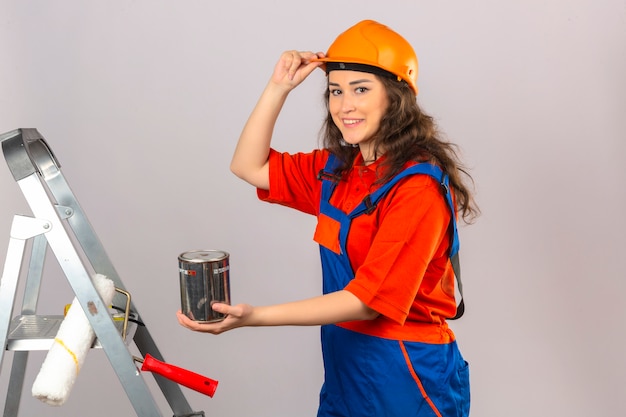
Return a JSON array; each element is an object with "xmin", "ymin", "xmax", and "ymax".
[{"xmin": 327, "ymin": 70, "xmax": 389, "ymax": 162}]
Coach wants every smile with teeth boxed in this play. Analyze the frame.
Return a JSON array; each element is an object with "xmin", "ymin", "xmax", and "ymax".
[{"xmin": 343, "ymin": 119, "xmax": 363, "ymax": 126}]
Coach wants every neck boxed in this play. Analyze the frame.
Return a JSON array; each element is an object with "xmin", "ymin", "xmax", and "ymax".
[{"xmin": 359, "ymin": 144, "xmax": 382, "ymax": 166}]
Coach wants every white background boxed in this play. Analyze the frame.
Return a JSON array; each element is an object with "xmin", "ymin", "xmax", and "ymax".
[{"xmin": 1, "ymin": 1, "xmax": 625, "ymax": 416}]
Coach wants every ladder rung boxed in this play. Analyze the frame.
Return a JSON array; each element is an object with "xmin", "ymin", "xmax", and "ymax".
[{"xmin": 6, "ymin": 315, "xmax": 136, "ymax": 351}]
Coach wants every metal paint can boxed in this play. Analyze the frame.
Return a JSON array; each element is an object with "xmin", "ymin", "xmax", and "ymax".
[{"xmin": 178, "ymin": 250, "xmax": 230, "ymax": 323}]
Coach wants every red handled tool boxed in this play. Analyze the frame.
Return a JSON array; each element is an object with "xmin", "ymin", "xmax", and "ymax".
[{"xmin": 134, "ymin": 354, "xmax": 219, "ymax": 397}]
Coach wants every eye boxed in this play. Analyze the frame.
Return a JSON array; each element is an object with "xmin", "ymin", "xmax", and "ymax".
[
  {"xmin": 330, "ymin": 89, "xmax": 342, "ymax": 96},
  {"xmin": 355, "ymin": 86, "xmax": 368, "ymax": 94}
]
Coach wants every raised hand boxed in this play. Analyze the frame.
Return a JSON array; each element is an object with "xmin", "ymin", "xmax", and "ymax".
[{"xmin": 270, "ymin": 50, "xmax": 325, "ymax": 91}]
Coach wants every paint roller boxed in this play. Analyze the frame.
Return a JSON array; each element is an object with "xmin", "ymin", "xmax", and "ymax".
[
  {"xmin": 31, "ymin": 273, "xmax": 116, "ymax": 406},
  {"xmin": 31, "ymin": 274, "xmax": 219, "ymax": 406}
]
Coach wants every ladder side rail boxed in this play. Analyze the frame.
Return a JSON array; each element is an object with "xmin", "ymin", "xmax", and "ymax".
[
  {"xmin": 45, "ymin": 170, "xmax": 134, "ymax": 305},
  {"xmin": 0, "ymin": 220, "xmax": 33, "ymax": 416},
  {"xmin": 0, "ymin": 215, "xmax": 49, "ymax": 367},
  {"xmin": 21, "ymin": 234, "xmax": 47, "ymax": 314},
  {"xmin": 2, "ymin": 352, "xmax": 28, "ymax": 417},
  {"xmin": 133, "ymin": 325, "xmax": 199, "ymax": 416},
  {"xmin": 0, "ymin": 235, "xmax": 27, "ymax": 367},
  {"xmin": 18, "ymin": 173, "xmax": 164, "ymax": 417},
  {"xmin": 2, "ymin": 234, "xmax": 49, "ymax": 417}
]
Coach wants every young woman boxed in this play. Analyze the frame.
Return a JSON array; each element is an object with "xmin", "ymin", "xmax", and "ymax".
[{"xmin": 178, "ymin": 19, "xmax": 478, "ymax": 417}]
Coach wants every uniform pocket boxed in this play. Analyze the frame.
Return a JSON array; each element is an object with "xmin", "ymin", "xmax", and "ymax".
[
  {"xmin": 401, "ymin": 341, "xmax": 471, "ymax": 417},
  {"xmin": 451, "ymin": 360, "xmax": 470, "ymax": 417},
  {"xmin": 313, "ymin": 213, "xmax": 342, "ymax": 254}
]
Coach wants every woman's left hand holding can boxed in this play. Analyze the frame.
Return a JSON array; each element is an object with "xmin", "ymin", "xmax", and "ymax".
[{"xmin": 176, "ymin": 303, "xmax": 253, "ymax": 335}]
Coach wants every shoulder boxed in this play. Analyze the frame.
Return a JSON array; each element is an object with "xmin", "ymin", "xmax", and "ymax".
[
  {"xmin": 391, "ymin": 162, "xmax": 445, "ymax": 193},
  {"xmin": 380, "ymin": 167, "xmax": 451, "ymax": 220}
]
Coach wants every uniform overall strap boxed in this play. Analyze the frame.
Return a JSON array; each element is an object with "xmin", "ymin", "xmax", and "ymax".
[
  {"xmin": 439, "ymin": 172, "xmax": 464, "ymax": 319},
  {"xmin": 317, "ymin": 153, "xmax": 341, "ymax": 201},
  {"xmin": 347, "ymin": 163, "xmax": 445, "ymax": 217},
  {"xmin": 348, "ymin": 162, "xmax": 465, "ymax": 319},
  {"xmin": 317, "ymin": 153, "xmax": 345, "ymax": 220}
]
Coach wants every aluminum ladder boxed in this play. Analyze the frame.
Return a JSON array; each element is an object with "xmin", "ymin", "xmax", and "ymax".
[{"xmin": 0, "ymin": 128, "xmax": 204, "ymax": 416}]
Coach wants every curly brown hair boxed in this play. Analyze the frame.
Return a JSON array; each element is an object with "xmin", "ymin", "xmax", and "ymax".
[{"xmin": 320, "ymin": 75, "xmax": 479, "ymax": 223}]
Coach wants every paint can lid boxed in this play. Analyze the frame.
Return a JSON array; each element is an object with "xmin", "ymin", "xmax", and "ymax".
[{"xmin": 178, "ymin": 250, "xmax": 229, "ymax": 263}]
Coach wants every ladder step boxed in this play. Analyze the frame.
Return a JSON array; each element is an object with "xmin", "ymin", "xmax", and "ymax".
[{"xmin": 6, "ymin": 315, "xmax": 137, "ymax": 351}]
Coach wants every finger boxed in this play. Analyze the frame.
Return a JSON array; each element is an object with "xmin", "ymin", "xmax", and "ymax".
[
  {"xmin": 176, "ymin": 311, "xmax": 195, "ymax": 329},
  {"xmin": 285, "ymin": 51, "xmax": 301, "ymax": 80},
  {"xmin": 283, "ymin": 50, "xmax": 317, "ymax": 80},
  {"xmin": 211, "ymin": 302, "xmax": 230, "ymax": 314},
  {"xmin": 176, "ymin": 310, "xmax": 208, "ymax": 330},
  {"xmin": 301, "ymin": 51, "xmax": 324, "ymax": 63}
]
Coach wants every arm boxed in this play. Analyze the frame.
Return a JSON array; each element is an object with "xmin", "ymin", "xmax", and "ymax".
[
  {"xmin": 176, "ymin": 290, "xmax": 379, "ymax": 335},
  {"xmin": 230, "ymin": 50, "xmax": 324, "ymax": 189}
]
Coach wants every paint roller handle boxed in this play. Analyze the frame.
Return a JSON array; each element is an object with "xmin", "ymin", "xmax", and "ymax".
[{"xmin": 141, "ymin": 354, "xmax": 219, "ymax": 397}]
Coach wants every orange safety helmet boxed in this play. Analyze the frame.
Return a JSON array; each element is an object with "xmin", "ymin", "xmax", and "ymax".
[{"xmin": 314, "ymin": 20, "xmax": 419, "ymax": 95}]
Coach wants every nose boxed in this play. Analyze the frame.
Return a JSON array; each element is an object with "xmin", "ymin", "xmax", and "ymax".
[{"xmin": 340, "ymin": 94, "xmax": 356, "ymax": 113}]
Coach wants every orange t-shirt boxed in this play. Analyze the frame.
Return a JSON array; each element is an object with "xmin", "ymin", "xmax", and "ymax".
[{"xmin": 258, "ymin": 149, "xmax": 457, "ymax": 343}]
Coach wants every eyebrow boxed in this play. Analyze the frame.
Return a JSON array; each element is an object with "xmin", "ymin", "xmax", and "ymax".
[{"xmin": 328, "ymin": 79, "xmax": 375, "ymax": 87}]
